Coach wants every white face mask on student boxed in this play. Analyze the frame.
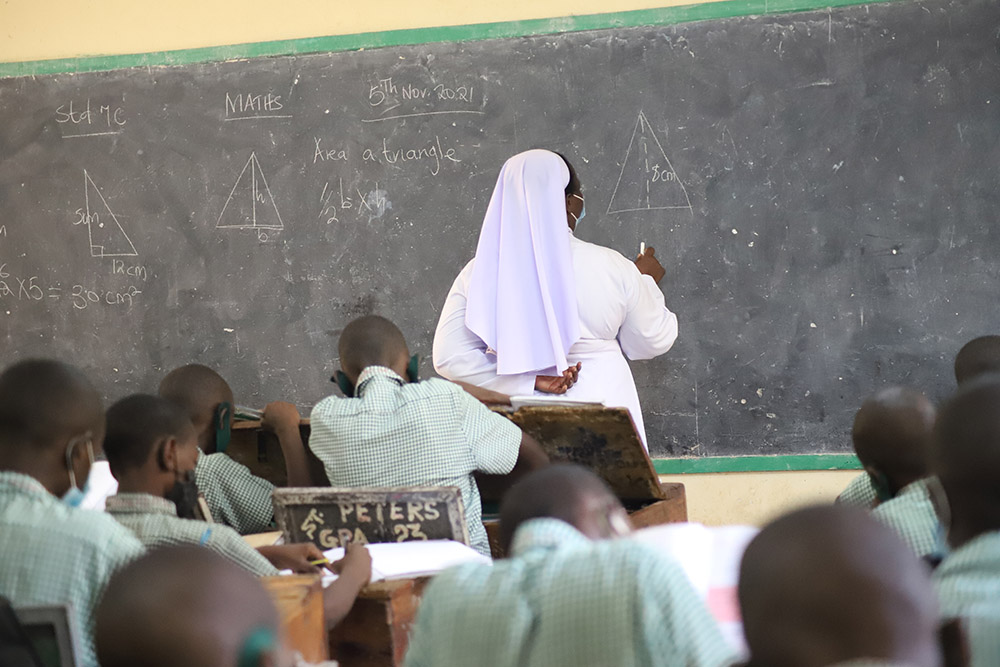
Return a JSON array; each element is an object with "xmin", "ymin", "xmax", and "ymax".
[
  {"xmin": 569, "ymin": 193, "xmax": 586, "ymax": 226},
  {"xmin": 60, "ymin": 434, "xmax": 94, "ymax": 508}
]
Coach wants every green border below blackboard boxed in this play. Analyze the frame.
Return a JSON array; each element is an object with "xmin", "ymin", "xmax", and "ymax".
[
  {"xmin": 0, "ymin": 0, "xmax": 892, "ymax": 473},
  {"xmin": 654, "ymin": 454, "xmax": 862, "ymax": 474},
  {"xmin": 0, "ymin": 0, "xmax": 904, "ymax": 77}
]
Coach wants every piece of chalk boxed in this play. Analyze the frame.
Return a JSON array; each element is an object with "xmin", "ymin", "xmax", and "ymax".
[{"xmin": 640, "ymin": 242, "xmax": 646, "ymax": 254}]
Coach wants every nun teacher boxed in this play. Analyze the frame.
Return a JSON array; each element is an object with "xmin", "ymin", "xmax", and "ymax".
[{"xmin": 432, "ymin": 149, "xmax": 678, "ymax": 447}]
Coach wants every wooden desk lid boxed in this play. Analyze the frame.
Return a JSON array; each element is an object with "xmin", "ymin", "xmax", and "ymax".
[{"xmin": 498, "ymin": 405, "xmax": 666, "ymax": 503}]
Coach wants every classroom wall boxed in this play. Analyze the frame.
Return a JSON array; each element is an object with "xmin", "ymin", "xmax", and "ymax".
[
  {"xmin": 0, "ymin": 0, "xmax": 726, "ymax": 63},
  {"xmin": 660, "ymin": 470, "xmax": 858, "ymax": 526},
  {"xmin": 2, "ymin": 0, "xmax": 852, "ymax": 528}
]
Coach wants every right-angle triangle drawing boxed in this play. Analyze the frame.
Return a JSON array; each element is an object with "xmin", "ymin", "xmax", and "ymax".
[
  {"xmin": 83, "ymin": 170, "xmax": 139, "ymax": 258},
  {"xmin": 216, "ymin": 152, "xmax": 284, "ymax": 230},
  {"xmin": 606, "ymin": 111, "xmax": 693, "ymax": 215}
]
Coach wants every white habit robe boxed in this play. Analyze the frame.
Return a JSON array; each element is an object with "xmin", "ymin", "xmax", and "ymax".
[{"xmin": 433, "ymin": 232, "xmax": 679, "ymax": 447}]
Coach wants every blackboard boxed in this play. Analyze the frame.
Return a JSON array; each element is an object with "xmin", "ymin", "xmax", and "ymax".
[
  {"xmin": 273, "ymin": 487, "xmax": 468, "ymax": 548},
  {"xmin": 1, "ymin": 0, "xmax": 998, "ymax": 458}
]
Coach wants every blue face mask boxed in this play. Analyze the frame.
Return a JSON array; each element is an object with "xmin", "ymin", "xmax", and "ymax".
[{"xmin": 61, "ymin": 435, "xmax": 95, "ymax": 508}]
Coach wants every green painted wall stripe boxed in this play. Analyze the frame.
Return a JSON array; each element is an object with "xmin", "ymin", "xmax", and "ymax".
[
  {"xmin": 0, "ymin": 0, "xmax": 906, "ymax": 78},
  {"xmin": 654, "ymin": 454, "xmax": 862, "ymax": 474}
]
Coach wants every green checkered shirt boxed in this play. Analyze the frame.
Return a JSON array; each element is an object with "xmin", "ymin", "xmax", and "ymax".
[
  {"xmin": 195, "ymin": 450, "xmax": 275, "ymax": 534},
  {"xmin": 0, "ymin": 471, "xmax": 145, "ymax": 667},
  {"xmin": 105, "ymin": 492, "xmax": 278, "ymax": 577},
  {"xmin": 836, "ymin": 473, "xmax": 878, "ymax": 509},
  {"xmin": 309, "ymin": 367, "xmax": 521, "ymax": 556},
  {"xmin": 934, "ymin": 531, "xmax": 1000, "ymax": 667},
  {"xmin": 870, "ymin": 478, "xmax": 940, "ymax": 559},
  {"xmin": 404, "ymin": 518, "xmax": 735, "ymax": 667}
]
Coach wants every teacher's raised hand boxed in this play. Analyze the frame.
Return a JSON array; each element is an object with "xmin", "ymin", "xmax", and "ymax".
[
  {"xmin": 635, "ymin": 246, "xmax": 666, "ymax": 284},
  {"xmin": 534, "ymin": 362, "xmax": 582, "ymax": 394}
]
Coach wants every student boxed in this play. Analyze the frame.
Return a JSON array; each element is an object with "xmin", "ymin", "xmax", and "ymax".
[
  {"xmin": 159, "ymin": 364, "xmax": 310, "ymax": 534},
  {"xmin": 954, "ymin": 335, "xmax": 1000, "ymax": 385},
  {"xmin": 302, "ymin": 315, "xmax": 549, "ymax": 557},
  {"xmin": 0, "ymin": 359, "xmax": 145, "ymax": 667},
  {"xmin": 930, "ymin": 374, "xmax": 1000, "ymax": 666},
  {"xmin": 738, "ymin": 505, "xmax": 942, "ymax": 667},
  {"xmin": 96, "ymin": 546, "xmax": 337, "ymax": 667},
  {"xmin": 404, "ymin": 464, "xmax": 733, "ymax": 667},
  {"xmin": 102, "ymin": 393, "xmax": 371, "ymax": 625},
  {"xmin": 843, "ymin": 387, "xmax": 940, "ymax": 559},
  {"xmin": 835, "ymin": 473, "xmax": 879, "ymax": 509}
]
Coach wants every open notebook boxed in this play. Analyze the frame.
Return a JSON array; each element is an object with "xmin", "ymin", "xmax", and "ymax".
[
  {"xmin": 318, "ymin": 540, "xmax": 491, "ymax": 586},
  {"xmin": 630, "ymin": 522, "xmax": 758, "ymax": 657}
]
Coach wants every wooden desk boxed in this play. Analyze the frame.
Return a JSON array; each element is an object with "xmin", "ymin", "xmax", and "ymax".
[
  {"xmin": 230, "ymin": 420, "xmax": 329, "ymax": 487},
  {"xmin": 480, "ymin": 405, "xmax": 688, "ymax": 557},
  {"xmin": 261, "ymin": 575, "xmax": 328, "ymax": 663},
  {"xmin": 329, "ymin": 578, "xmax": 429, "ymax": 667}
]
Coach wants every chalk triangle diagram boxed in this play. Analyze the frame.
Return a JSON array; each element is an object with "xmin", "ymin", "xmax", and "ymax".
[
  {"xmin": 216, "ymin": 152, "xmax": 284, "ymax": 230},
  {"xmin": 83, "ymin": 170, "xmax": 138, "ymax": 258},
  {"xmin": 606, "ymin": 111, "xmax": 693, "ymax": 215}
]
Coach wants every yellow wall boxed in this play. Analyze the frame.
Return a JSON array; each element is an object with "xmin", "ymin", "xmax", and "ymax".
[
  {"xmin": 660, "ymin": 470, "xmax": 859, "ymax": 526},
  {"xmin": 1, "ymin": 0, "xmax": 726, "ymax": 64}
]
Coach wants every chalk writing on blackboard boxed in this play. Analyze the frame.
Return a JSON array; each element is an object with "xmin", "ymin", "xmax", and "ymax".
[
  {"xmin": 0, "ymin": 261, "xmax": 142, "ymax": 311},
  {"xmin": 56, "ymin": 98, "xmax": 127, "ymax": 138},
  {"xmin": 74, "ymin": 171, "xmax": 139, "ymax": 258},
  {"xmin": 216, "ymin": 152, "xmax": 284, "ymax": 239},
  {"xmin": 318, "ymin": 179, "xmax": 390, "ymax": 224},
  {"xmin": 606, "ymin": 111, "xmax": 692, "ymax": 215},
  {"xmin": 363, "ymin": 75, "xmax": 485, "ymax": 123},
  {"xmin": 223, "ymin": 92, "xmax": 292, "ymax": 121}
]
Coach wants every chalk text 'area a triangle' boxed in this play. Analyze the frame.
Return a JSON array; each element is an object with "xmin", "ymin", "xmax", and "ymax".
[
  {"xmin": 216, "ymin": 152, "xmax": 284, "ymax": 230},
  {"xmin": 607, "ymin": 111, "xmax": 692, "ymax": 215}
]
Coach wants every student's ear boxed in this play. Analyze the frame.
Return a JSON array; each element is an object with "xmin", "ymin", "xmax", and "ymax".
[
  {"xmin": 155, "ymin": 436, "xmax": 179, "ymax": 473},
  {"xmin": 334, "ymin": 370, "xmax": 355, "ymax": 397}
]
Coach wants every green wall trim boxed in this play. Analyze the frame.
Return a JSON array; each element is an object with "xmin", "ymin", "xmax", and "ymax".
[
  {"xmin": 654, "ymin": 454, "xmax": 862, "ymax": 474},
  {"xmin": 0, "ymin": 0, "xmax": 905, "ymax": 78}
]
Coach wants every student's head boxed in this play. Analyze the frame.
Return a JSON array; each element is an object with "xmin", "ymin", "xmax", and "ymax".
[
  {"xmin": 498, "ymin": 463, "xmax": 630, "ymax": 552},
  {"xmin": 551, "ymin": 150, "xmax": 584, "ymax": 231},
  {"xmin": 158, "ymin": 364, "xmax": 234, "ymax": 453},
  {"xmin": 954, "ymin": 335, "xmax": 1000, "ymax": 385},
  {"xmin": 852, "ymin": 386, "xmax": 936, "ymax": 498},
  {"xmin": 0, "ymin": 359, "xmax": 103, "ymax": 500},
  {"xmin": 337, "ymin": 315, "xmax": 411, "ymax": 386},
  {"xmin": 930, "ymin": 374, "xmax": 1000, "ymax": 549},
  {"xmin": 104, "ymin": 394, "xmax": 200, "ymax": 518},
  {"xmin": 739, "ymin": 505, "xmax": 940, "ymax": 667},
  {"xmin": 96, "ymin": 546, "xmax": 294, "ymax": 667}
]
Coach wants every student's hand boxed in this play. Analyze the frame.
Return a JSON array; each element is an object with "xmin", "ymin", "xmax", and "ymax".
[
  {"xmin": 257, "ymin": 543, "xmax": 333, "ymax": 574},
  {"xmin": 261, "ymin": 401, "xmax": 302, "ymax": 434},
  {"xmin": 331, "ymin": 542, "xmax": 372, "ymax": 586},
  {"xmin": 635, "ymin": 247, "xmax": 666, "ymax": 284},
  {"xmin": 534, "ymin": 363, "xmax": 582, "ymax": 394}
]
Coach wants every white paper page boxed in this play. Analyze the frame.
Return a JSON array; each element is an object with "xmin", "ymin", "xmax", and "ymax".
[
  {"xmin": 321, "ymin": 539, "xmax": 491, "ymax": 586},
  {"xmin": 630, "ymin": 522, "xmax": 713, "ymax": 597}
]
